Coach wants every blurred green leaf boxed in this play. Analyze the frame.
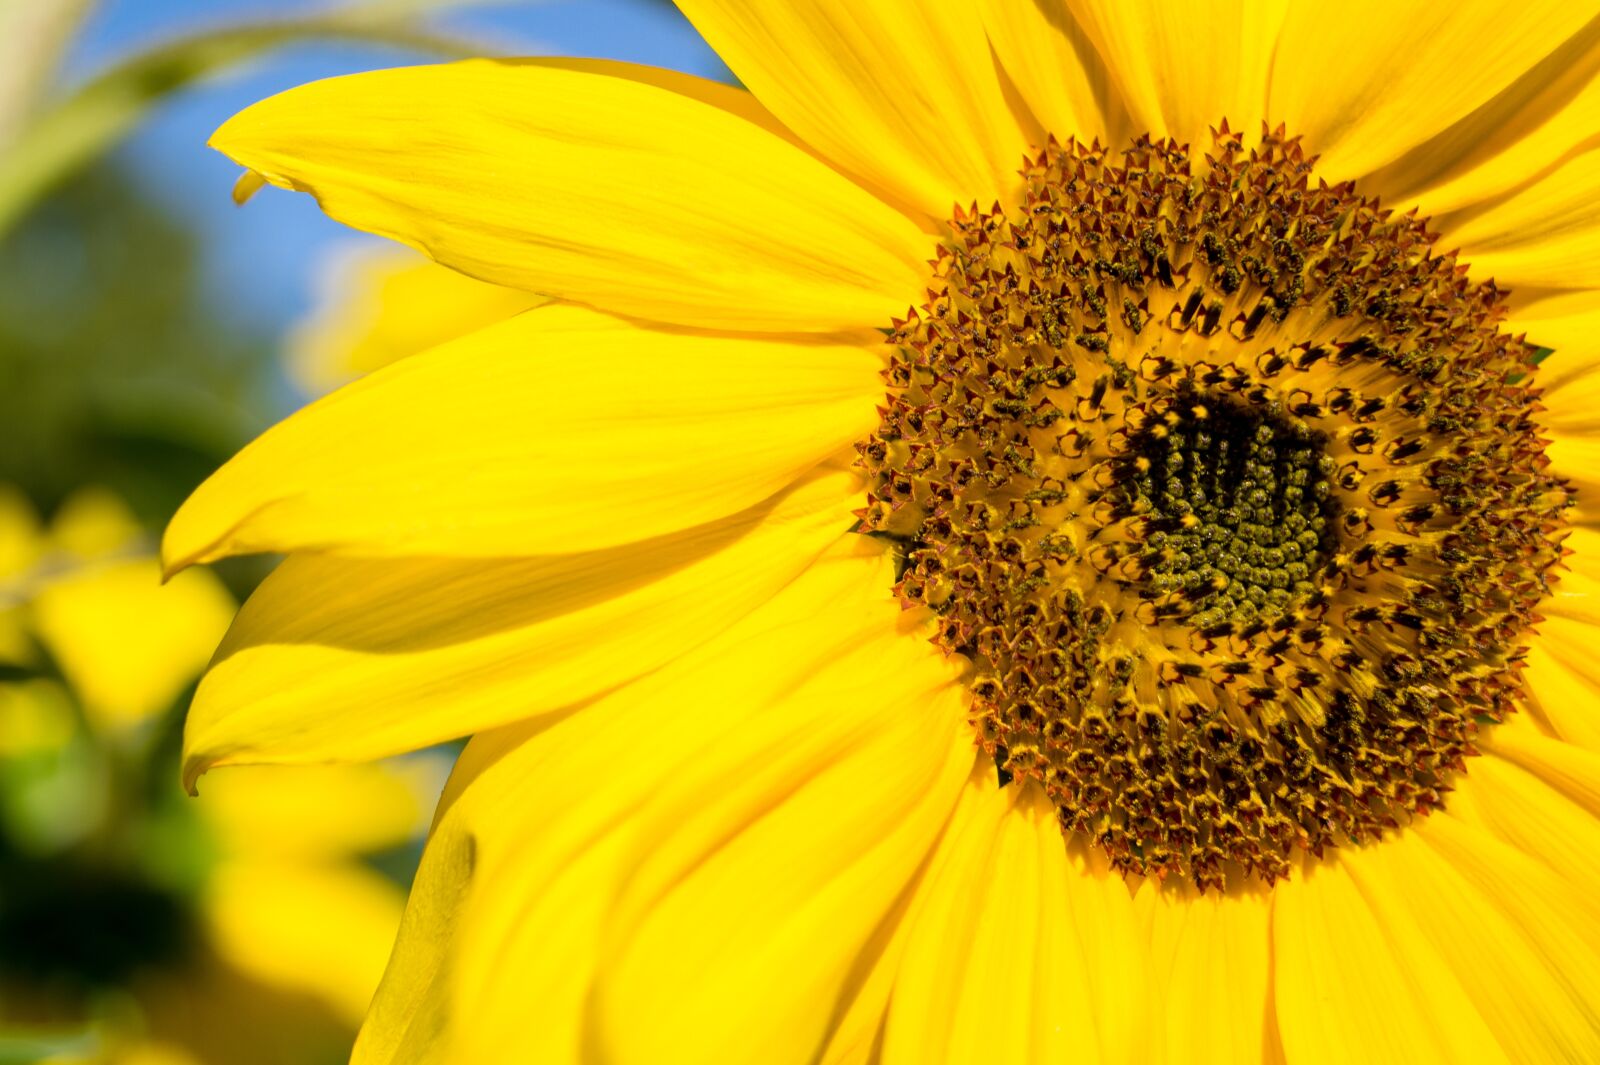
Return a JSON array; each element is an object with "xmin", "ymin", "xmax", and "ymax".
[
  {"xmin": 0, "ymin": 0, "xmax": 95, "ymax": 148},
  {"xmin": 0, "ymin": 2, "xmax": 493, "ymax": 238},
  {"xmin": 0, "ymin": 1028, "xmax": 99, "ymax": 1065},
  {"xmin": 0, "ymin": 165, "xmax": 268, "ymax": 520}
]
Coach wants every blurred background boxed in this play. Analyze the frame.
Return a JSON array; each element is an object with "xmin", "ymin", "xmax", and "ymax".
[{"xmin": 0, "ymin": 2, "xmax": 727, "ymax": 1061}]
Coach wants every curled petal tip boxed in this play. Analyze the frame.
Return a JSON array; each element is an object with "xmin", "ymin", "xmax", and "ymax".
[
  {"xmin": 180, "ymin": 753, "xmax": 211, "ymax": 797},
  {"xmin": 231, "ymin": 169, "xmax": 268, "ymax": 206}
]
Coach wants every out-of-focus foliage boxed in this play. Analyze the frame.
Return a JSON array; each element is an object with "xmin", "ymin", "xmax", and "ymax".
[
  {"xmin": 0, "ymin": 166, "xmax": 270, "ymax": 533},
  {"xmin": 0, "ymin": 3, "xmax": 499, "ymax": 1062},
  {"xmin": 0, "ymin": 489, "xmax": 438, "ymax": 1063},
  {"xmin": 0, "ymin": 0, "xmax": 495, "ymax": 528},
  {"xmin": 0, "ymin": 0, "xmax": 484, "ymax": 239}
]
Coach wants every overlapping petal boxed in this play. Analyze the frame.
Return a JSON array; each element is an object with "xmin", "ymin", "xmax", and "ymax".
[
  {"xmin": 1342, "ymin": 825, "xmax": 1598, "ymax": 1059},
  {"xmin": 1442, "ymin": 148, "xmax": 1600, "ymax": 291},
  {"xmin": 676, "ymin": 0, "xmax": 1028, "ymax": 219},
  {"xmin": 1481, "ymin": 711, "xmax": 1600, "ymax": 816},
  {"xmin": 1433, "ymin": 763, "xmax": 1600, "ymax": 943},
  {"xmin": 1515, "ymin": 290, "xmax": 1600, "ymax": 392},
  {"xmin": 590, "ymin": 625, "xmax": 972, "ymax": 1065},
  {"xmin": 978, "ymin": 0, "xmax": 1122, "ymax": 149},
  {"xmin": 352, "ymin": 540, "xmax": 970, "ymax": 1064},
  {"xmin": 1273, "ymin": 852, "xmax": 1508, "ymax": 1063},
  {"xmin": 1369, "ymin": 19, "xmax": 1600, "ymax": 215},
  {"xmin": 877, "ymin": 780, "xmax": 1145, "ymax": 1065},
  {"xmin": 164, "ymin": 304, "xmax": 882, "ymax": 567},
  {"xmin": 181, "ymin": 469, "xmax": 857, "ymax": 779},
  {"xmin": 1453, "ymin": 727, "xmax": 1600, "ymax": 887},
  {"xmin": 210, "ymin": 58, "xmax": 931, "ymax": 332},
  {"xmin": 1417, "ymin": 806, "xmax": 1600, "ymax": 1036},
  {"xmin": 1064, "ymin": 0, "xmax": 1285, "ymax": 151},
  {"xmin": 1524, "ymin": 643, "xmax": 1600, "ymax": 753},
  {"xmin": 1138, "ymin": 880, "xmax": 1276, "ymax": 1064},
  {"xmin": 1268, "ymin": 1, "xmax": 1596, "ymax": 182},
  {"xmin": 1525, "ymin": 527, "xmax": 1600, "ymax": 749}
]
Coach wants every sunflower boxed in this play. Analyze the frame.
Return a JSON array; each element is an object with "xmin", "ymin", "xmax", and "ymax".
[
  {"xmin": 0, "ymin": 487, "xmax": 435, "ymax": 1065},
  {"xmin": 170, "ymin": 2, "xmax": 1600, "ymax": 1061}
]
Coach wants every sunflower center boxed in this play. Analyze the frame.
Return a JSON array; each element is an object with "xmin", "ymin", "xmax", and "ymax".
[
  {"xmin": 1113, "ymin": 391, "xmax": 1339, "ymax": 628},
  {"xmin": 857, "ymin": 128, "xmax": 1571, "ymax": 890}
]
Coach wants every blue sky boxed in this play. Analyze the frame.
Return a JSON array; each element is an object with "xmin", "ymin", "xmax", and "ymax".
[{"xmin": 64, "ymin": 0, "xmax": 726, "ymax": 336}]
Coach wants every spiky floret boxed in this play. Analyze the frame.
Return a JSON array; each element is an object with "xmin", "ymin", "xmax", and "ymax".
[{"xmin": 857, "ymin": 127, "xmax": 1571, "ymax": 890}]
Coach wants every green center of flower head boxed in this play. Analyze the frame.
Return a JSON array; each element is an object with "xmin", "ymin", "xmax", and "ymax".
[
  {"xmin": 857, "ymin": 126, "xmax": 1572, "ymax": 890},
  {"xmin": 1111, "ymin": 392, "xmax": 1339, "ymax": 628}
]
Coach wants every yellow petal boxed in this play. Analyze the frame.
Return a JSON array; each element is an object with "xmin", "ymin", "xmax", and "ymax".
[
  {"xmin": 1269, "ymin": 1, "xmax": 1594, "ymax": 183},
  {"xmin": 194, "ymin": 760, "xmax": 437, "ymax": 860},
  {"xmin": 203, "ymin": 857, "xmax": 407, "ymax": 1025},
  {"xmin": 1138, "ymin": 879, "xmax": 1274, "ymax": 1064},
  {"xmin": 1548, "ymin": 434, "xmax": 1600, "ymax": 526},
  {"xmin": 1539, "ymin": 339, "xmax": 1600, "ymax": 521},
  {"xmin": 1514, "ymin": 288, "xmax": 1600, "ymax": 395},
  {"xmin": 1523, "ymin": 641, "xmax": 1600, "ymax": 752},
  {"xmin": 1370, "ymin": 23, "xmax": 1600, "ymax": 215},
  {"xmin": 350, "ymin": 820, "xmax": 473, "ymax": 1065},
  {"xmin": 211, "ymin": 58, "xmax": 929, "ymax": 332},
  {"xmin": 979, "ymin": 0, "xmax": 1123, "ymax": 148},
  {"xmin": 182, "ymin": 469, "xmax": 857, "ymax": 778},
  {"xmin": 590, "ymin": 634, "xmax": 971, "ymax": 1065},
  {"xmin": 1065, "ymin": 0, "xmax": 1286, "ymax": 150},
  {"xmin": 880, "ymin": 781, "xmax": 1028, "ymax": 1065},
  {"xmin": 289, "ymin": 245, "xmax": 543, "ymax": 395},
  {"xmin": 1439, "ymin": 148, "xmax": 1600, "ymax": 290},
  {"xmin": 356, "ymin": 536, "xmax": 940, "ymax": 1063},
  {"xmin": 676, "ymin": 0, "xmax": 1029, "ymax": 220},
  {"xmin": 879, "ymin": 780, "xmax": 1146, "ymax": 1065},
  {"xmin": 1453, "ymin": 742, "xmax": 1600, "ymax": 889},
  {"xmin": 1520, "ymin": 527, "xmax": 1600, "ymax": 748},
  {"xmin": 1547, "ymin": 525, "xmax": 1600, "ymax": 621},
  {"xmin": 429, "ymin": 715, "xmax": 545, "ymax": 824},
  {"xmin": 1432, "ymin": 760, "xmax": 1600, "ymax": 1054},
  {"xmin": 809, "ymin": 757, "xmax": 966, "ymax": 1065},
  {"xmin": 163, "ymin": 304, "xmax": 882, "ymax": 568},
  {"xmin": 1273, "ymin": 850, "xmax": 1510, "ymax": 1063},
  {"xmin": 30, "ymin": 557, "xmax": 234, "ymax": 733},
  {"xmin": 1480, "ymin": 709, "xmax": 1600, "ymax": 816},
  {"xmin": 1427, "ymin": 778, "xmax": 1600, "ymax": 955},
  {"xmin": 1341, "ymin": 826, "xmax": 1599, "ymax": 1060}
]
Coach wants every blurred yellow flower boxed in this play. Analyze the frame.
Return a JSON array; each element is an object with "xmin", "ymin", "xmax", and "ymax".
[
  {"xmin": 30, "ymin": 489, "xmax": 234, "ymax": 734},
  {"xmin": 173, "ymin": 2, "xmax": 1600, "ymax": 1062},
  {"xmin": 288, "ymin": 243, "xmax": 542, "ymax": 395},
  {"xmin": 0, "ymin": 485, "xmax": 232, "ymax": 735},
  {"xmin": 0, "ymin": 487, "xmax": 437, "ymax": 1065},
  {"xmin": 0, "ymin": 679, "xmax": 74, "ymax": 757},
  {"xmin": 118, "ymin": 759, "xmax": 439, "ymax": 1065},
  {"xmin": 194, "ymin": 762, "xmax": 433, "ymax": 1026},
  {"xmin": 0, "ymin": 485, "xmax": 45, "ymax": 665}
]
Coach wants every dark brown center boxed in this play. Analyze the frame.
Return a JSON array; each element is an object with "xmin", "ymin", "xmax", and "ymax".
[{"xmin": 856, "ymin": 127, "xmax": 1571, "ymax": 890}]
